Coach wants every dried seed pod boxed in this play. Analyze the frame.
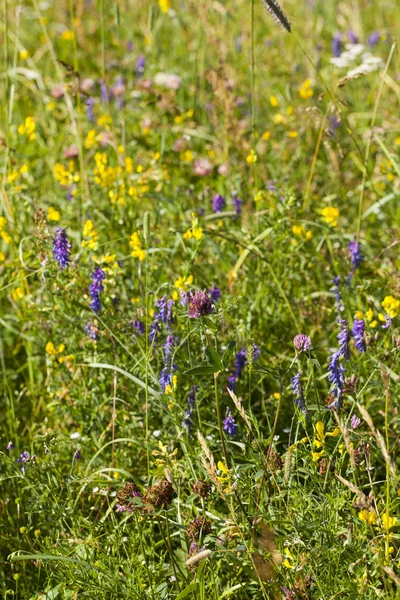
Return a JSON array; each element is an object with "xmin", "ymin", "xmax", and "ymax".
[
  {"xmin": 186, "ymin": 516, "xmax": 211, "ymax": 542},
  {"xmin": 144, "ymin": 479, "xmax": 176, "ymax": 510},
  {"xmin": 193, "ymin": 480, "xmax": 211, "ymax": 498},
  {"xmin": 265, "ymin": 449, "xmax": 283, "ymax": 473}
]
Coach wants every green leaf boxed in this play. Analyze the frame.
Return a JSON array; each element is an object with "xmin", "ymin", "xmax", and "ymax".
[
  {"xmin": 205, "ymin": 346, "xmax": 223, "ymax": 370},
  {"xmin": 184, "ymin": 365, "xmax": 216, "ymax": 376},
  {"xmin": 87, "ymin": 363, "xmax": 159, "ymax": 397},
  {"xmin": 176, "ymin": 582, "xmax": 199, "ymax": 599},
  {"xmin": 222, "ymin": 340, "xmax": 236, "ymax": 368},
  {"xmin": 202, "ymin": 316, "xmax": 218, "ymax": 332}
]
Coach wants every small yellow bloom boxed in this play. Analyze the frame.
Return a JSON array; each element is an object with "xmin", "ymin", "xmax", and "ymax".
[
  {"xmin": 130, "ymin": 232, "xmax": 146, "ymax": 261},
  {"xmin": 174, "ymin": 275, "xmax": 193, "ymax": 290},
  {"xmin": 269, "ymin": 95, "xmax": 279, "ymax": 107},
  {"xmin": 60, "ymin": 30, "xmax": 75, "ymax": 41},
  {"xmin": 359, "ymin": 509, "xmax": 377, "ymax": 525},
  {"xmin": 273, "ymin": 392, "xmax": 281, "ymax": 400},
  {"xmin": 288, "ymin": 131, "xmax": 299, "ymax": 138},
  {"xmin": 19, "ymin": 50, "xmax": 29, "ymax": 60},
  {"xmin": 365, "ymin": 308, "xmax": 374, "ymax": 322},
  {"xmin": 46, "ymin": 342, "xmax": 57, "ymax": 355},
  {"xmin": 246, "ymin": 149, "xmax": 258, "ymax": 164},
  {"xmin": 1, "ymin": 231, "xmax": 12, "ymax": 244},
  {"xmin": 0, "ymin": 217, "xmax": 6, "ymax": 230},
  {"xmin": 12, "ymin": 287, "xmax": 24, "ymax": 301},
  {"xmin": 218, "ymin": 461, "xmax": 228, "ymax": 475},
  {"xmin": 254, "ymin": 190, "xmax": 267, "ymax": 203},
  {"xmin": 381, "ymin": 513, "xmax": 397, "ymax": 531},
  {"xmin": 0, "ymin": 252, "xmax": 5, "ymax": 262},
  {"xmin": 48, "ymin": 207, "xmax": 61, "ymax": 221},
  {"xmin": 272, "ymin": 113, "xmax": 286, "ymax": 125},
  {"xmin": 158, "ymin": 0, "xmax": 170, "ymax": 12},
  {"xmin": 299, "ymin": 78, "xmax": 314, "ymax": 100},
  {"xmin": 261, "ymin": 130, "xmax": 271, "ymax": 140},
  {"xmin": 321, "ymin": 206, "xmax": 339, "ymax": 227},
  {"xmin": 82, "ymin": 220, "xmax": 98, "ymax": 250}
]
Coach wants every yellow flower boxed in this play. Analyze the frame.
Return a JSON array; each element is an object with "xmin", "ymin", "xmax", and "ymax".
[
  {"xmin": 269, "ymin": 95, "xmax": 279, "ymax": 107},
  {"xmin": 381, "ymin": 513, "xmax": 397, "ymax": 531},
  {"xmin": 175, "ymin": 275, "xmax": 193, "ymax": 290},
  {"xmin": 283, "ymin": 548, "xmax": 294, "ymax": 568},
  {"xmin": 354, "ymin": 310, "xmax": 363, "ymax": 320},
  {"xmin": 218, "ymin": 461, "xmax": 228, "ymax": 475},
  {"xmin": 18, "ymin": 116, "xmax": 36, "ymax": 141},
  {"xmin": 321, "ymin": 206, "xmax": 339, "ymax": 227},
  {"xmin": 184, "ymin": 216, "xmax": 203, "ymax": 241},
  {"xmin": 0, "ymin": 252, "xmax": 5, "ymax": 262},
  {"xmin": 261, "ymin": 131, "xmax": 271, "ymax": 140},
  {"xmin": 288, "ymin": 131, "xmax": 299, "ymax": 138},
  {"xmin": 311, "ymin": 450, "xmax": 324, "ymax": 462},
  {"xmin": 12, "ymin": 287, "xmax": 23, "ymax": 301},
  {"xmin": 292, "ymin": 224, "xmax": 312, "ymax": 240},
  {"xmin": 0, "ymin": 217, "xmax": 7, "ymax": 230},
  {"xmin": 254, "ymin": 190, "xmax": 267, "ymax": 203},
  {"xmin": 272, "ymin": 113, "xmax": 286, "ymax": 125},
  {"xmin": 359, "ymin": 509, "xmax": 377, "ymax": 525},
  {"xmin": 382, "ymin": 295, "xmax": 400, "ymax": 318},
  {"xmin": 46, "ymin": 342, "xmax": 57, "ymax": 355},
  {"xmin": 1, "ymin": 231, "xmax": 12, "ymax": 244},
  {"xmin": 19, "ymin": 50, "xmax": 29, "ymax": 60},
  {"xmin": 246, "ymin": 149, "xmax": 258, "ymax": 164},
  {"xmin": 82, "ymin": 220, "xmax": 98, "ymax": 250},
  {"xmin": 97, "ymin": 115, "xmax": 112, "ymax": 127},
  {"xmin": 60, "ymin": 30, "xmax": 75, "ymax": 41},
  {"xmin": 366, "ymin": 308, "xmax": 374, "ymax": 322},
  {"xmin": 85, "ymin": 129, "xmax": 98, "ymax": 150},
  {"xmin": 130, "ymin": 232, "xmax": 146, "ymax": 261},
  {"xmin": 299, "ymin": 78, "xmax": 314, "ymax": 99},
  {"xmin": 48, "ymin": 207, "xmax": 61, "ymax": 221},
  {"xmin": 159, "ymin": 0, "xmax": 170, "ymax": 12},
  {"xmin": 273, "ymin": 392, "xmax": 281, "ymax": 400}
]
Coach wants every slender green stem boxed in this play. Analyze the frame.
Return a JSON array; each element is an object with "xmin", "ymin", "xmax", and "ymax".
[{"xmin": 214, "ymin": 373, "xmax": 229, "ymax": 468}]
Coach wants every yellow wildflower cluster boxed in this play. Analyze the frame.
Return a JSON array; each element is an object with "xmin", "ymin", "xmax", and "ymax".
[
  {"xmin": 5, "ymin": 164, "xmax": 28, "ymax": 193},
  {"xmin": 321, "ymin": 206, "xmax": 339, "ymax": 227},
  {"xmin": 109, "ymin": 185, "xmax": 127, "ymax": 207},
  {"xmin": 174, "ymin": 109, "xmax": 194, "ymax": 125},
  {"xmin": 18, "ymin": 117, "xmax": 36, "ymax": 141},
  {"xmin": 381, "ymin": 295, "xmax": 400, "ymax": 318},
  {"xmin": 292, "ymin": 224, "xmax": 312, "ymax": 242},
  {"xmin": 283, "ymin": 547, "xmax": 295, "ymax": 569},
  {"xmin": 299, "ymin": 79, "xmax": 314, "ymax": 99},
  {"xmin": 152, "ymin": 440, "xmax": 178, "ymax": 469},
  {"xmin": 217, "ymin": 461, "xmax": 232, "ymax": 494},
  {"xmin": 85, "ymin": 129, "xmax": 99, "ymax": 150},
  {"xmin": 46, "ymin": 341, "xmax": 74, "ymax": 364},
  {"xmin": 82, "ymin": 220, "xmax": 98, "ymax": 250},
  {"xmin": 183, "ymin": 216, "xmax": 203, "ymax": 241},
  {"xmin": 94, "ymin": 153, "xmax": 121, "ymax": 188},
  {"xmin": 269, "ymin": 95, "xmax": 279, "ymax": 107},
  {"xmin": 312, "ymin": 421, "xmax": 339, "ymax": 462},
  {"xmin": 172, "ymin": 275, "xmax": 193, "ymax": 300},
  {"xmin": 165, "ymin": 375, "xmax": 177, "ymax": 396},
  {"xmin": 130, "ymin": 232, "xmax": 146, "ymax": 261},
  {"xmin": 359, "ymin": 510, "xmax": 397, "ymax": 531},
  {"xmin": 12, "ymin": 287, "xmax": 23, "ymax": 301},
  {"xmin": 53, "ymin": 162, "xmax": 80, "ymax": 191},
  {"xmin": 0, "ymin": 216, "xmax": 12, "ymax": 245}
]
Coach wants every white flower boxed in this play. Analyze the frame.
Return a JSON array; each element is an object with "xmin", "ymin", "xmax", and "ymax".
[
  {"xmin": 154, "ymin": 73, "xmax": 182, "ymax": 90},
  {"xmin": 70, "ymin": 432, "xmax": 80, "ymax": 440}
]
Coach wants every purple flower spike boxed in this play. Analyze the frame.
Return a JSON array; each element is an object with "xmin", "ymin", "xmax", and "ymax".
[
  {"xmin": 209, "ymin": 285, "xmax": 221, "ymax": 302},
  {"xmin": 212, "ymin": 194, "xmax": 226, "ymax": 213},
  {"xmin": 368, "ymin": 32, "xmax": 380, "ymax": 47},
  {"xmin": 351, "ymin": 415, "xmax": 361, "ymax": 430},
  {"xmin": 232, "ymin": 191, "xmax": 242, "ymax": 217},
  {"xmin": 348, "ymin": 30, "xmax": 359, "ymax": 44},
  {"xmin": 53, "ymin": 227, "xmax": 71, "ymax": 270},
  {"xmin": 73, "ymin": 449, "xmax": 81, "ymax": 460},
  {"xmin": 136, "ymin": 54, "xmax": 145, "ymax": 78},
  {"xmin": 89, "ymin": 268, "xmax": 106, "ymax": 314},
  {"xmin": 332, "ymin": 32, "xmax": 342, "ymax": 57},
  {"xmin": 293, "ymin": 334, "xmax": 311, "ymax": 353},
  {"xmin": 86, "ymin": 97, "xmax": 94, "ymax": 122},
  {"xmin": 337, "ymin": 319, "xmax": 350, "ymax": 361},
  {"xmin": 348, "ymin": 238, "xmax": 363, "ymax": 271},
  {"xmin": 188, "ymin": 290, "xmax": 214, "ymax": 319},
  {"xmin": 223, "ymin": 409, "xmax": 238, "ymax": 437},
  {"xmin": 352, "ymin": 319, "xmax": 366, "ymax": 353}
]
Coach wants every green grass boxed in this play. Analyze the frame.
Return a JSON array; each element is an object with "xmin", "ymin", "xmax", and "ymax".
[{"xmin": 0, "ymin": 0, "xmax": 400, "ymax": 598}]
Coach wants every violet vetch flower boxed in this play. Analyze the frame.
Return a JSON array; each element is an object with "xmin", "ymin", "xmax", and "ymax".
[
  {"xmin": 368, "ymin": 32, "xmax": 380, "ymax": 47},
  {"xmin": 351, "ymin": 414, "xmax": 361, "ymax": 430},
  {"xmin": 86, "ymin": 97, "xmax": 94, "ymax": 122},
  {"xmin": 89, "ymin": 268, "xmax": 106, "ymax": 314},
  {"xmin": 182, "ymin": 385, "xmax": 197, "ymax": 433},
  {"xmin": 17, "ymin": 451, "xmax": 35, "ymax": 472},
  {"xmin": 53, "ymin": 227, "xmax": 71, "ymax": 270},
  {"xmin": 327, "ymin": 351, "xmax": 345, "ymax": 409},
  {"xmin": 291, "ymin": 372, "xmax": 307, "ymax": 413},
  {"xmin": 188, "ymin": 290, "xmax": 214, "ymax": 319},
  {"xmin": 228, "ymin": 345, "xmax": 260, "ymax": 390},
  {"xmin": 381, "ymin": 314, "xmax": 392, "ymax": 329},
  {"xmin": 293, "ymin": 334, "xmax": 311, "ymax": 353},
  {"xmin": 212, "ymin": 194, "xmax": 226, "ymax": 213},
  {"xmin": 332, "ymin": 32, "xmax": 342, "ymax": 57},
  {"xmin": 149, "ymin": 296, "xmax": 174, "ymax": 343},
  {"xmin": 348, "ymin": 30, "xmax": 359, "ymax": 44},
  {"xmin": 337, "ymin": 319, "xmax": 350, "ymax": 361},
  {"xmin": 352, "ymin": 319, "xmax": 366, "ymax": 353},
  {"xmin": 159, "ymin": 335, "xmax": 178, "ymax": 391},
  {"xmin": 7, "ymin": 441, "xmax": 15, "ymax": 450},
  {"xmin": 332, "ymin": 276, "xmax": 343, "ymax": 311},
  {"xmin": 84, "ymin": 321, "xmax": 99, "ymax": 340},
  {"xmin": 232, "ymin": 191, "xmax": 242, "ymax": 217},
  {"xmin": 136, "ymin": 54, "xmax": 145, "ymax": 78},
  {"xmin": 100, "ymin": 79, "xmax": 108, "ymax": 103},
  {"xmin": 348, "ymin": 238, "xmax": 363, "ymax": 272},
  {"xmin": 132, "ymin": 320, "xmax": 145, "ymax": 335},
  {"xmin": 328, "ymin": 114, "xmax": 341, "ymax": 137},
  {"xmin": 73, "ymin": 449, "xmax": 81, "ymax": 460},
  {"xmin": 209, "ymin": 285, "xmax": 221, "ymax": 302},
  {"xmin": 223, "ymin": 409, "xmax": 238, "ymax": 437}
]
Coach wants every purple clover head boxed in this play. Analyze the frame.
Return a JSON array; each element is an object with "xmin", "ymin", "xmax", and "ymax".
[
  {"xmin": 350, "ymin": 415, "xmax": 361, "ymax": 430},
  {"xmin": 188, "ymin": 290, "xmax": 214, "ymax": 319},
  {"xmin": 53, "ymin": 227, "xmax": 71, "ymax": 270},
  {"xmin": 293, "ymin": 334, "xmax": 311, "ymax": 353},
  {"xmin": 223, "ymin": 409, "xmax": 238, "ymax": 437}
]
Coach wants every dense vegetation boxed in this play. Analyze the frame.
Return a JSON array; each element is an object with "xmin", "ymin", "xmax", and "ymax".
[{"xmin": 1, "ymin": 0, "xmax": 399, "ymax": 597}]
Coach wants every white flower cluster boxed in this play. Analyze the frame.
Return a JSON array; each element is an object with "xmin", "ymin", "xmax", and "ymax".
[{"xmin": 330, "ymin": 43, "xmax": 383, "ymax": 77}]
